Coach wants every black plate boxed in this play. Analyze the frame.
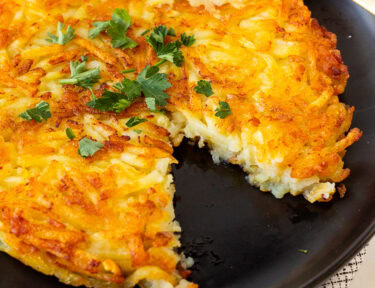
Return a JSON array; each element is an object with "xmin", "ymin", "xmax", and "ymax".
[{"xmin": 1, "ymin": 0, "xmax": 374, "ymax": 287}]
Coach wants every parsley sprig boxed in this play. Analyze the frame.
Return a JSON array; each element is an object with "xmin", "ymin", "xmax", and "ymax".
[
  {"xmin": 89, "ymin": 8, "xmax": 137, "ymax": 50},
  {"xmin": 46, "ymin": 22, "xmax": 75, "ymax": 45},
  {"xmin": 146, "ymin": 25, "xmax": 184, "ymax": 67},
  {"xmin": 60, "ymin": 56, "xmax": 100, "ymax": 95},
  {"xmin": 19, "ymin": 101, "xmax": 51, "ymax": 123},
  {"xmin": 78, "ymin": 137, "xmax": 104, "ymax": 158},
  {"xmin": 87, "ymin": 65, "xmax": 171, "ymax": 113},
  {"xmin": 87, "ymin": 86, "xmax": 136, "ymax": 113},
  {"xmin": 194, "ymin": 80, "xmax": 214, "ymax": 97},
  {"xmin": 215, "ymin": 101, "xmax": 232, "ymax": 119}
]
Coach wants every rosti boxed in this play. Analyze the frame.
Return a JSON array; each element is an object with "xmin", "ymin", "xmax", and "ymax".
[{"xmin": 0, "ymin": 0, "xmax": 361, "ymax": 287}]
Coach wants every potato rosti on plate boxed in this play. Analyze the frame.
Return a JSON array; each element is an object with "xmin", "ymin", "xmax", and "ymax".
[{"xmin": 0, "ymin": 0, "xmax": 361, "ymax": 287}]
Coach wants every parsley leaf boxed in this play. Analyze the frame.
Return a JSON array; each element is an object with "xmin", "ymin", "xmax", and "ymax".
[
  {"xmin": 137, "ymin": 65, "xmax": 171, "ymax": 109},
  {"xmin": 133, "ymin": 129, "xmax": 142, "ymax": 134},
  {"xmin": 113, "ymin": 78, "xmax": 141, "ymax": 101},
  {"xmin": 113, "ymin": 99, "xmax": 133, "ymax": 113},
  {"xmin": 146, "ymin": 26, "xmax": 184, "ymax": 67},
  {"xmin": 66, "ymin": 128, "xmax": 75, "ymax": 140},
  {"xmin": 87, "ymin": 78, "xmax": 141, "ymax": 113},
  {"xmin": 145, "ymin": 98, "xmax": 157, "ymax": 111},
  {"xmin": 194, "ymin": 80, "xmax": 214, "ymax": 97},
  {"xmin": 147, "ymin": 26, "xmax": 174, "ymax": 44},
  {"xmin": 180, "ymin": 32, "xmax": 196, "ymax": 47},
  {"xmin": 215, "ymin": 101, "xmax": 232, "ymax": 119},
  {"xmin": 111, "ymin": 8, "xmax": 132, "ymax": 30},
  {"xmin": 19, "ymin": 101, "xmax": 51, "ymax": 123},
  {"xmin": 157, "ymin": 40, "xmax": 184, "ymax": 67},
  {"xmin": 59, "ymin": 56, "xmax": 100, "ymax": 90},
  {"xmin": 89, "ymin": 21, "xmax": 110, "ymax": 39},
  {"xmin": 78, "ymin": 137, "xmax": 104, "ymax": 158},
  {"xmin": 126, "ymin": 117, "xmax": 147, "ymax": 128},
  {"xmin": 141, "ymin": 29, "xmax": 151, "ymax": 36},
  {"xmin": 46, "ymin": 22, "xmax": 75, "ymax": 45},
  {"xmin": 87, "ymin": 90, "xmax": 132, "ymax": 113},
  {"xmin": 89, "ymin": 9, "xmax": 137, "ymax": 50},
  {"xmin": 87, "ymin": 64, "xmax": 171, "ymax": 113},
  {"xmin": 167, "ymin": 27, "xmax": 177, "ymax": 37},
  {"xmin": 144, "ymin": 65, "xmax": 160, "ymax": 78}
]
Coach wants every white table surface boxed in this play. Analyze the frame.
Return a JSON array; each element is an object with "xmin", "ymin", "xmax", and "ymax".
[
  {"xmin": 351, "ymin": 237, "xmax": 375, "ymax": 288},
  {"xmin": 350, "ymin": 1, "xmax": 374, "ymax": 287},
  {"xmin": 353, "ymin": 0, "xmax": 375, "ymax": 14}
]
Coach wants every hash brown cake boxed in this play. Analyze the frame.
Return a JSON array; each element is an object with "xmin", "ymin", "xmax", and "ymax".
[{"xmin": 0, "ymin": 0, "xmax": 361, "ymax": 287}]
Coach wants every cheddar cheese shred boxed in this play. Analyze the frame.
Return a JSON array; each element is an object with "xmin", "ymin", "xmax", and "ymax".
[{"xmin": 0, "ymin": 0, "xmax": 361, "ymax": 287}]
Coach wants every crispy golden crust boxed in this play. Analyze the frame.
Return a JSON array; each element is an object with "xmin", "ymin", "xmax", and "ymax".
[
  {"xmin": 0, "ymin": 110, "xmax": 181, "ymax": 286},
  {"xmin": 160, "ymin": 0, "xmax": 360, "ymax": 183},
  {"xmin": 0, "ymin": 0, "xmax": 360, "ymax": 287}
]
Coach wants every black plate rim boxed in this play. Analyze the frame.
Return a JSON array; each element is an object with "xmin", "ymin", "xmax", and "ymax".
[
  {"xmin": 301, "ymin": 1, "xmax": 375, "ymax": 286},
  {"xmin": 307, "ymin": 224, "xmax": 374, "ymax": 287}
]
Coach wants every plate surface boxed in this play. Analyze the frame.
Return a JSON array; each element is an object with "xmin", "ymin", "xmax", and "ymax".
[{"xmin": 0, "ymin": 0, "xmax": 374, "ymax": 287}]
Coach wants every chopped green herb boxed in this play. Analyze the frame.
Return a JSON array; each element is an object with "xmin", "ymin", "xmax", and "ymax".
[
  {"xmin": 114, "ymin": 78, "xmax": 142, "ymax": 101},
  {"xmin": 89, "ymin": 9, "xmax": 137, "ymax": 50},
  {"xmin": 160, "ymin": 41, "xmax": 183, "ymax": 66},
  {"xmin": 126, "ymin": 117, "xmax": 147, "ymax": 128},
  {"xmin": 19, "ymin": 101, "xmax": 51, "ymax": 123},
  {"xmin": 111, "ymin": 8, "xmax": 131, "ymax": 29},
  {"xmin": 107, "ymin": 9, "xmax": 137, "ymax": 49},
  {"xmin": 145, "ymin": 97, "xmax": 157, "ymax": 111},
  {"xmin": 113, "ymin": 98, "xmax": 133, "ymax": 112},
  {"xmin": 46, "ymin": 22, "xmax": 75, "ymax": 45},
  {"xmin": 167, "ymin": 27, "xmax": 177, "ymax": 37},
  {"xmin": 133, "ymin": 129, "xmax": 142, "ymax": 134},
  {"xmin": 66, "ymin": 128, "xmax": 75, "ymax": 140},
  {"xmin": 148, "ymin": 26, "xmax": 168, "ymax": 43},
  {"xmin": 180, "ymin": 32, "xmax": 196, "ymax": 47},
  {"xmin": 87, "ymin": 76, "xmax": 141, "ymax": 113},
  {"xmin": 78, "ymin": 137, "xmax": 104, "ymax": 158},
  {"xmin": 144, "ymin": 65, "xmax": 161, "ymax": 77},
  {"xmin": 157, "ymin": 109, "xmax": 167, "ymax": 115},
  {"xmin": 194, "ymin": 80, "xmax": 214, "ymax": 97},
  {"xmin": 215, "ymin": 101, "xmax": 232, "ymax": 119},
  {"xmin": 87, "ymin": 90, "xmax": 133, "ymax": 113},
  {"xmin": 141, "ymin": 29, "xmax": 151, "ymax": 36},
  {"xmin": 298, "ymin": 249, "xmax": 308, "ymax": 254},
  {"xmin": 146, "ymin": 25, "xmax": 184, "ymax": 67},
  {"xmin": 88, "ymin": 21, "xmax": 110, "ymax": 39},
  {"xmin": 146, "ymin": 26, "xmax": 175, "ymax": 43},
  {"xmin": 137, "ymin": 65, "xmax": 171, "ymax": 109},
  {"xmin": 87, "ymin": 64, "xmax": 171, "ymax": 113},
  {"xmin": 59, "ymin": 56, "xmax": 100, "ymax": 90},
  {"xmin": 122, "ymin": 68, "xmax": 136, "ymax": 74}
]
